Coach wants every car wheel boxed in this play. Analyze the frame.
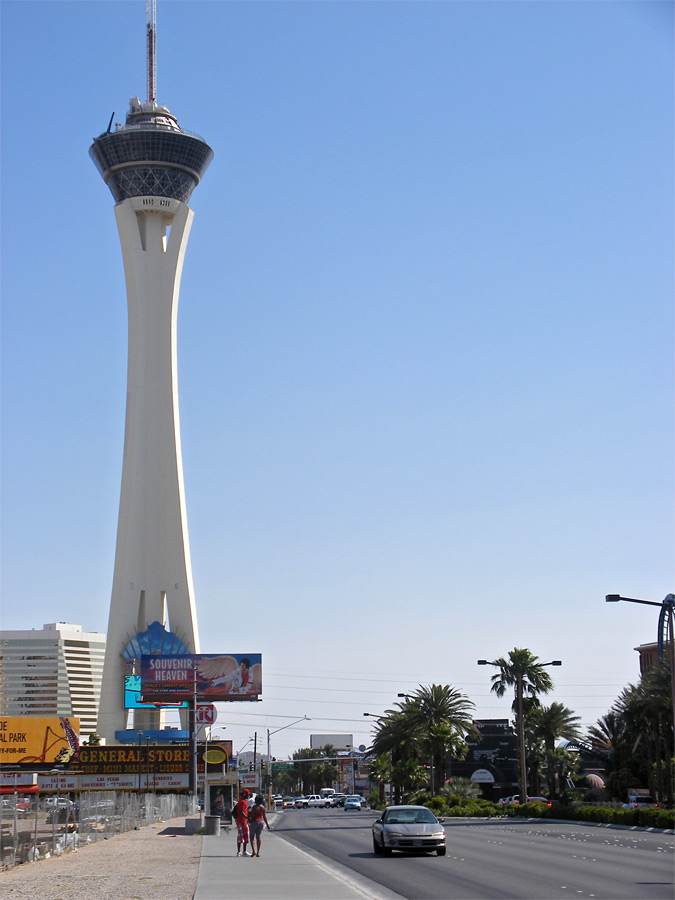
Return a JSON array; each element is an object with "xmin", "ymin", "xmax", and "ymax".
[
  {"xmin": 437, "ymin": 847, "xmax": 446, "ymax": 856},
  {"xmin": 373, "ymin": 836, "xmax": 382, "ymax": 855}
]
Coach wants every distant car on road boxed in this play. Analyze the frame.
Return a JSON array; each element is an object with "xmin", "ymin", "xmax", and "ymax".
[
  {"xmin": 372, "ymin": 805, "xmax": 446, "ymax": 857},
  {"xmin": 344, "ymin": 795, "xmax": 362, "ymax": 810},
  {"xmin": 294, "ymin": 796, "xmax": 308, "ymax": 808},
  {"xmin": 282, "ymin": 796, "xmax": 295, "ymax": 809},
  {"xmin": 622, "ymin": 794, "xmax": 658, "ymax": 809},
  {"xmin": 329, "ymin": 793, "xmax": 347, "ymax": 807}
]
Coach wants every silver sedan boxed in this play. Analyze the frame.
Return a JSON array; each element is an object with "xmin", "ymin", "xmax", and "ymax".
[{"xmin": 372, "ymin": 805, "xmax": 446, "ymax": 857}]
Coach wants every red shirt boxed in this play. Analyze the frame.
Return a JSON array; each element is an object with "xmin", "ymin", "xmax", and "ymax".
[
  {"xmin": 250, "ymin": 803, "xmax": 265, "ymax": 822},
  {"xmin": 234, "ymin": 798, "xmax": 249, "ymax": 821}
]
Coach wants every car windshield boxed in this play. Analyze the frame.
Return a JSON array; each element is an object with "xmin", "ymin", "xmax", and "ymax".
[{"xmin": 384, "ymin": 808, "xmax": 436, "ymax": 825}]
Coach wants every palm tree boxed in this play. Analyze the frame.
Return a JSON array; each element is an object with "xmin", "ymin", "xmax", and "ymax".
[
  {"xmin": 370, "ymin": 705, "xmax": 422, "ymax": 802},
  {"xmin": 612, "ymin": 662, "xmax": 673, "ymax": 804},
  {"xmin": 369, "ymin": 685, "xmax": 475, "ymax": 798},
  {"xmin": 367, "ymin": 754, "xmax": 391, "ymax": 805},
  {"xmin": 587, "ymin": 710, "xmax": 633, "ymax": 801},
  {"xmin": 370, "ymin": 705, "xmax": 421, "ymax": 761},
  {"xmin": 530, "ymin": 703, "xmax": 582, "ymax": 799},
  {"xmin": 399, "ymin": 685, "xmax": 476, "ymax": 793},
  {"xmin": 391, "ymin": 758, "xmax": 429, "ymax": 800},
  {"xmin": 487, "ymin": 648, "xmax": 557, "ymax": 802}
]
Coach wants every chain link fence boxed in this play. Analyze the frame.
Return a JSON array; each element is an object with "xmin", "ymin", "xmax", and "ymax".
[{"xmin": 1, "ymin": 791, "xmax": 198, "ymax": 870}]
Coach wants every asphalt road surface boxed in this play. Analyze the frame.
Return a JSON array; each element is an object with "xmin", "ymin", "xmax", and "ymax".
[{"xmin": 274, "ymin": 807, "xmax": 674, "ymax": 900}]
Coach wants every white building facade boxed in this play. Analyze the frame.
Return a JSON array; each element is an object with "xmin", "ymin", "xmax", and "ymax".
[{"xmin": 0, "ymin": 623, "xmax": 105, "ymax": 738}]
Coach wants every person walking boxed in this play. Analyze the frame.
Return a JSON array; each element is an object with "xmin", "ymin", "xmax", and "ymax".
[
  {"xmin": 233, "ymin": 788, "xmax": 251, "ymax": 856},
  {"xmin": 248, "ymin": 794, "xmax": 270, "ymax": 857}
]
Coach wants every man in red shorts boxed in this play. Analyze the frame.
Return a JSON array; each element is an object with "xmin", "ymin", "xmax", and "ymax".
[{"xmin": 233, "ymin": 788, "xmax": 251, "ymax": 856}]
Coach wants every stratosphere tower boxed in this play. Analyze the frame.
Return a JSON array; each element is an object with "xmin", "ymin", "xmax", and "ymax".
[{"xmin": 89, "ymin": 2, "xmax": 213, "ymax": 742}]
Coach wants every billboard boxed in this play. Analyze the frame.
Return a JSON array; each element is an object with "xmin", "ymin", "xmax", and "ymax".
[
  {"xmin": 79, "ymin": 744, "xmax": 191, "ymax": 774},
  {"xmin": 0, "ymin": 717, "xmax": 80, "ymax": 765},
  {"xmin": 77, "ymin": 742, "xmax": 232, "ymax": 776},
  {"xmin": 124, "ymin": 675, "xmax": 188, "ymax": 709},
  {"xmin": 140, "ymin": 654, "xmax": 262, "ymax": 701},
  {"xmin": 310, "ymin": 734, "xmax": 354, "ymax": 751}
]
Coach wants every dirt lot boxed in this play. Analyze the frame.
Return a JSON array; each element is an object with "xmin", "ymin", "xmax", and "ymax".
[{"xmin": 0, "ymin": 817, "xmax": 202, "ymax": 900}]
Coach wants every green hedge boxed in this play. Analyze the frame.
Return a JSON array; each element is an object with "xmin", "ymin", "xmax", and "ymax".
[
  {"xmin": 369, "ymin": 797, "xmax": 674, "ymax": 830},
  {"xmin": 505, "ymin": 802, "xmax": 674, "ymax": 830}
]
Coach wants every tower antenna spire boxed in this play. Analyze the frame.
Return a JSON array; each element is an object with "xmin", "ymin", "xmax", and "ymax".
[{"xmin": 146, "ymin": 0, "xmax": 156, "ymax": 105}]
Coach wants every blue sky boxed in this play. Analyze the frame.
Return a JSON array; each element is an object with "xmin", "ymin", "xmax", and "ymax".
[{"xmin": 1, "ymin": 1, "xmax": 673, "ymax": 758}]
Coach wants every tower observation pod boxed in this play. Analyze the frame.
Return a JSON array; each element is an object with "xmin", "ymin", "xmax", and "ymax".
[{"xmin": 90, "ymin": 95, "xmax": 213, "ymax": 743}]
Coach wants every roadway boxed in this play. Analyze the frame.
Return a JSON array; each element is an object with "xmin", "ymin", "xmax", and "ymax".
[{"xmin": 273, "ymin": 806, "xmax": 674, "ymax": 900}]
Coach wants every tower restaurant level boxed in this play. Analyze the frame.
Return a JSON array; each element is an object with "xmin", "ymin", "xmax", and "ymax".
[{"xmin": 90, "ymin": 99, "xmax": 213, "ymax": 204}]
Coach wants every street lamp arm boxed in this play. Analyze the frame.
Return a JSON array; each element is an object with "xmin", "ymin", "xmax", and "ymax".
[
  {"xmin": 268, "ymin": 715, "xmax": 311, "ymax": 738},
  {"xmin": 606, "ymin": 594, "xmax": 663, "ymax": 607}
]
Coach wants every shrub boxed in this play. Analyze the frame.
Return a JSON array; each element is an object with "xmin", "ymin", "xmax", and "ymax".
[
  {"xmin": 425, "ymin": 796, "xmax": 446, "ymax": 814},
  {"xmin": 502, "ymin": 803, "xmax": 674, "ymax": 830}
]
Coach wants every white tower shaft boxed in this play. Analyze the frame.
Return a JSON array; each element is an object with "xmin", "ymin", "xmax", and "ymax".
[{"xmin": 97, "ymin": 197, "xmax": 200, "ymax": 742}]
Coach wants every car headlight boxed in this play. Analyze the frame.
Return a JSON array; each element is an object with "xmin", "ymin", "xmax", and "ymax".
[{"xmin": 386, "ymin": 831, "xmax": 402, "ymax": 837}]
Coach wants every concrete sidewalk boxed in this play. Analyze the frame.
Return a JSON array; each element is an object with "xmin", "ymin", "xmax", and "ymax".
[{"xmin": 194, "ymin": 819, "xmax": 402, "ymax": 900}]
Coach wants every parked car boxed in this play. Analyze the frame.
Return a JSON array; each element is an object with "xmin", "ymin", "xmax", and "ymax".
[
  {"xmin": 47, "ymin": 805, "xmax": 77, "ymax": 825},
  {"xmin": 344, "ymin": 795, "xmax": 362, "ymax": 811},
  {"xmin": 44, "ymin": 797, "xmax": 74, "ymax": 808},
  {"xmin": 2, "ymin": 799, "xmax": 30, "ymax": 816},
  {"xmin": 622, "ymin": 794, "xmax": 658, "ymax": 809},
  {"xmin": 372, "ymin": 805, "xmax": 446, "ymax": 857}
]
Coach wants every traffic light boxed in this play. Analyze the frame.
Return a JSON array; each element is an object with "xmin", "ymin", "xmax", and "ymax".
[{"xmin": 249, "ymin": 762, "xmax": 253, "ymax": 771}]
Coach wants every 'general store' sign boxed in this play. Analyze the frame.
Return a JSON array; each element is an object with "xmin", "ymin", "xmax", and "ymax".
[{"xmin": 79, "ymin": 745, "xmax": 190, "ymax": 775}]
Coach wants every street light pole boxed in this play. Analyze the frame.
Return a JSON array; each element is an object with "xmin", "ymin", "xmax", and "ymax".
[
  {"xmin": 145, "ymin": 735, "xmax": 151, "ymax": 791},
  {"xmin": 606, "ymin": 593, "xmax": 675, "ymax": 750},
  {"xmin": 364, "ymin": 712, "xmax": 391, "ymax": 804},
  {"xmin": 478, "ymin": 658, "xmax": 561, "ymax": 804},
  {"xmin": 266, "ymin": 716, "xmax": 311, "ymax": 802},
  {"xmin": 137, "ymin": 730, "xmax": 143, "ymax": 793}
]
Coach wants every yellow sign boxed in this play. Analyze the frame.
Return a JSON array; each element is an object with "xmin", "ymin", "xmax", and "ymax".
[
  {"xmin": 204, "ymin": 747, "xmax": 227, "ymax": 764},
  {"xmin": 0, "ymin": 717, "xmax": 80, "ymax": 765}
]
